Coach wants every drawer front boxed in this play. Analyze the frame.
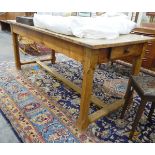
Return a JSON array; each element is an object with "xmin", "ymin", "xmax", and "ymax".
[{"xmin": 110, "ymin": 44, "xmax": 142, "ymax": 60}]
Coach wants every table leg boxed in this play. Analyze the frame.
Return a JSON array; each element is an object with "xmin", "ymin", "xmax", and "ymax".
[
  {"xmin": 120, "ymin": 43, "xmax": 147, "ymax": 119},
  {"xmin": 132, "ymin": 43, "xmax": 147, "ymax": 75},
  {"xmin": 12, "ymin": 32, "xmax": 21, "ymax": 70},
  {"xmin": 51, "ymin": 50, "xmax": 56, "ymax": 64},
  {"xmin": 77, "ymin": 49, "xmax": 97, "ymax": 131}
]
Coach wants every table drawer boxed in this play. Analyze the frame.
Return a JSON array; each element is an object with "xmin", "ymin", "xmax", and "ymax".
[{"xmin": 110, "ymin": 44, "xmax": 142, "ymax": 60}]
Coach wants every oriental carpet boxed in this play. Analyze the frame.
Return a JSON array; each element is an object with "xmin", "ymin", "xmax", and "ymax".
[{"xmin": 0, "ymin": 54, "xmax": 155, "ymax": 143}]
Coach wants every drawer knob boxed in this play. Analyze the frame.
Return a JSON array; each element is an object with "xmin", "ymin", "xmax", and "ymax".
[{"xmin": 124, "ymin": 48, "xmax": 130, "ymax": 54}]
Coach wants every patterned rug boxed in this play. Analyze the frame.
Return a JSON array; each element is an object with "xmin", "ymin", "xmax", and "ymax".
[
  {"xmin": 19, "ymin": 42, "xmax": 52, "ymax": 56},
  {"xmin": 0, "ymin": 54, "xmax": 155, "ymax": 143}
]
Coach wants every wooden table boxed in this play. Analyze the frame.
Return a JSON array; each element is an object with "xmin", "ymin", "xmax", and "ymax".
[{"xmin": 9, "ymin": 20, "xmax": 155, "ymax": 131}]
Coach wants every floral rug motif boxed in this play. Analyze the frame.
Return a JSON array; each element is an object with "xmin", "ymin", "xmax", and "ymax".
[
  {"xmin": 0, "ymin": 54, "xmax": 155, "ymax": 143},
  {"xmin": 19, "ymin": 42, "xmax": 52, "ymax": 56}
]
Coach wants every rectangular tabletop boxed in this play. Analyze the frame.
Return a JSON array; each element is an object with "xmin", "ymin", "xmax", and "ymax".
[{"xmin": 8, "ymin": 20, "xmax": 155, "ymax": 49}]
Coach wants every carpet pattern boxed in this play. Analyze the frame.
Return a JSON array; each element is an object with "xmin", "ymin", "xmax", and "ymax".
[
  {"xmin": 19, "ymin": 42, "xmax": 52, "ymax": 56},
  {"xmin": 0, "ymin": 54, "xmax": 155, "ymax": 143}
]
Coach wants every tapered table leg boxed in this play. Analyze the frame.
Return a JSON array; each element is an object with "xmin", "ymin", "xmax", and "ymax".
[
  {"xmin": 128, "ymin": 43, "xmax": 147, "ymax": 105},
  {"xmin": 51, "ymin": 49, "xmax": 56, "ymax": 64},
  {"xmin": 12, "ymin": 32, "xmax": 21, "ymax": 70},
  {"xmin": 77, "ymin": 49, "xmax": 98, "ymax": 131},
  {"xmin": 132, "ymin": 43, "xmax": 147, "ymax": 75}
]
